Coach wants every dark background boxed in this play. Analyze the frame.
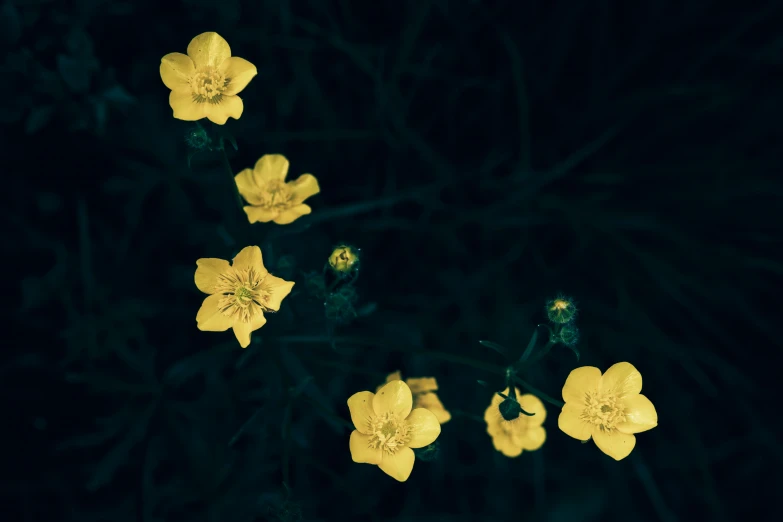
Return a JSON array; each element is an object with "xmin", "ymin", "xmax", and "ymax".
[{"xmin": 3, "ymin": 1, "xmax": 781, "ymax": 521}]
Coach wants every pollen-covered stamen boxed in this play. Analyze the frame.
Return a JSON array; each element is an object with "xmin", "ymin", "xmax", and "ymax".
[
  {"xmin": 214, "ymin": 267, "xmax": 271, "ymax": 322},
  {"xmin": 190, "ymin": 66, "xmax": 231, "ymax": 104},
  {"xmin": 580, "ymin": 390, "xmax": 626, "ymax": 432},
  {"xmin": 257, "ymin": 180, "xmax": 295, "ymax": 210},
  {"xmin": 367, "ymin": 412, "xmax": 412, "ymax": 455}
]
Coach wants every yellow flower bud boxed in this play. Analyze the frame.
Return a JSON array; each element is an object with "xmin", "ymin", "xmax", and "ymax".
[
  {"xmin": 546, "ymin": 295, "xmax": 577, "ymax": 324},
  {"xmin": 328, "ymin": 245, "xmax": 359, "ymax": 274}
]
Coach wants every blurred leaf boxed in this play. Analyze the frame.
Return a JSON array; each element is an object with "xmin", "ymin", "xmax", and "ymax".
[
  {"xmin": 102, "ymin": 83, "xmax": 136, "ymax": 106},
  {"xmin": 57, "ymin": 54, "xmax": 92, "ymax": 93},
  {"xmin": 24, "ymin": 104, "xmax": 55, "ymax": 134},
  {"xmin": 0, "ymin": 1, "xmax": 21, "ymax": 45}
]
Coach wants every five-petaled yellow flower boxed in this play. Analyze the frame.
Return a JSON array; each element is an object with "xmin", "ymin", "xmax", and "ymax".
[
  {"xmin": 378, "ymin": 371, "xmax": 451, "ymax": 424},
  {"xmin": 235, "ymin": 154, "xmax": 320, "ymax": 225},
  {"xmin": 194, "ymin": 246, "xmax": 294, "ymax": 348},
  {"xmin": 484, "ymin": 388, "xmax": 547, "ymax": 457},
  {"xmin": 558, "ymin": 362, "xmax": 658, "ymax": 461},
  {"xmin": 348, "ymin": 380, "xmax": 441, "ymax": 482},
  {"xmin": 160, "ymin": 32, "xmax": 257, "ymax": 124}
]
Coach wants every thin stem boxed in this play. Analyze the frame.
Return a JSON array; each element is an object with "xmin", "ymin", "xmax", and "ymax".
[
  {"xmin": 219, "ymin": 144, "xmax": 245, "ymax": 214},
  {"xmin": 513, "ymin": 376, "xmax": 565, "ymax": 408}
]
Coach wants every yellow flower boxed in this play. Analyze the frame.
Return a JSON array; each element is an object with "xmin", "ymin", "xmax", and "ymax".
[
  {"xmin": 234, "ymin": 154, "xmax": 320, "ymax": 225},
  {"xmin": 160, "ymin": 32, "xmax": 257, "ymax": 124},
  {"xmin": 378, "ymin": 371, "xmax": 451, "ymax": 424},
  {"xmin": 328, "ymin": 245, "xmax": 359, "ymax": 273},
  {"xmin": 484, "ymin": 388, "xmax": 547, "ymax": 457},
  {"xmin": 194, "ymin": 246, "xmax": 294, "ymax": 348},
  {"xmin": 348, "ymin": 380, "xmax": 441, "ymax": 482},
  {"xmin": 558, "ymin": 362, "xmax": 658, "ymax": 461}
]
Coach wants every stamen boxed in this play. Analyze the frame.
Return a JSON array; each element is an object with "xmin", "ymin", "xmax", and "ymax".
[
  {"xmin": 190, "ymin": 66, "xmax": 232, "ymax": 105},
  {"xmin": 579, "ymin": 390, "xmax": 626, "ymax": 432},
  {"xmin": 367, "ymin": 412, "xmax": 411, "ymax": 455},
  {"xmin": 257, "ymin": 180, "xmax": 295, "ymax": 210},
  {"xmin": 214, "ymin": 267, "xmax": 273, "ymax": 323}
]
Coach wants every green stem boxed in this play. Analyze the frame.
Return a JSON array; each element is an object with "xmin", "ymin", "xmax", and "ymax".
[
  {"xmin": 219, "ymin": 145, "xmax": 245, "ymax": 215},
  {"xmin": 513, "ymin": 376, "xmax": 565, "ymax": 408}
]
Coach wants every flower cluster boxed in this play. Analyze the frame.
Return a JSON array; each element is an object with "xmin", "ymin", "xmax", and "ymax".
[{"xmin": 163, "ymin": 32, "xmax": 659, "ymax": 485}]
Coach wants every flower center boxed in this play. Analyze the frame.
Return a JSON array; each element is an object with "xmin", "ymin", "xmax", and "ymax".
[
  {"xmin": 214, "ymin": 267, "xmax": 271, "ymax": 323},
  {"xmin": 191, "ymin": 67, "xmax": 230, "ymax": 104},
  {"xmin": 580, "ymin": 390, "xmax": 625, "ymax": 432},
  {"xmin": 258, "ymin": 180, "xmax": 295, "ymax": 210},
  {"xmin": 368, "ymin": 412, "xmax": 411, "ymax": 455}
]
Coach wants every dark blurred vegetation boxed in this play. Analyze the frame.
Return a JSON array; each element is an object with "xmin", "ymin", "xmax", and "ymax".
[{"xmin": 3, "ymin": 0, "xmax": 782, "ymax": 521}]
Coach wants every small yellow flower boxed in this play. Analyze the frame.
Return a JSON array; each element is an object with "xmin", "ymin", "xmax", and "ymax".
[
  {"xmin": 328, "ymin": 245, "xmax": 359, "ymax": 273},
  {"xmin": 160, "ymin": 32, "xmax": 257, "ymax": 124},
  {"xmin": 378, "ymin": 371, "xmax": 451, "ymax": 424},
  {"xmin": 558, "ymin": 362, "xmax": 658, "ymax": 461},
  {"xmin": 484, "ymin": 388, "xmax": 547, "ymax": 457},
  {"xmin": 348, "ymin": 380, "xmax": 441, "ymax": 482},
  {"xmin": 234, "ymin": 154, "xmax": 320, "ymax": 225},
  {"xmin": 194, "ymin": 246, "xmax": 294, "ymax": 348}
]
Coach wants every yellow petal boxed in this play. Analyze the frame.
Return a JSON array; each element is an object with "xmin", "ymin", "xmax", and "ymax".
[
  {"xmin": 349, "ymin": 430, "xmax": 382, "ymax": 464},
  {"xmin": 253, "ymin": 154, "xmax": 290, "ymax": 184},
  {"xmin": 413, "ymin": 392, "xmax": 451, "ymax": 424},
  {"xmin": 406, "ymin": 377, "xmax": 438, "ymax": 394},
  {"xmin": 272, "ymin": 204, "xmax": 311, "ymax": 225},
  {"xmin": 204, "ymin": 95, "xmax": 243, "ymax": 125},
  {"xmin": 244, "ymin": 205, "xmax": 280, "ymax": 224},
  {"xmin": 187, "ymin": 31, "xmax": 231, "ymax": 68},
  {"xmin": 232, "ymin": 313, "xmax": 266, "ymax": 348},
  {"xmin": 347, "ymin": 391, "xmax": 376, "ymax": 434},
  {"xmin": 288, "ymin": 174, "xmax": 320, "ymax": 204},
  {"xmin": 557, "ymin": 402, "xmax": 592, "ymax": 441},
  {"xmin": 194, "ymin": 258, "xmax": 230, "ymax": 294},
  {"xmin": 405, "ymin": 408, "xmax": 441, "ymax": 448},
  {"xmin": 232, "ymin": 246, "xmax": 266, "ymax": 273},
  {"xmin": 196, "ymin": 294, "xmax": 233, "ymax": 331},
  {"xmin": 235, "ymin": 168, "xmax": 264, "ymax": 205},
  {"xmin": 518, "ymin": 393, "xmax": 547, "ymax": 426},
  {"xmin": 169, "ymin": 90, "xmax": 208, "ymax": 122},
  {"xmin": 376, "ymin": 371, "xmax": 402, "ymax": 393},
  {"xmin": 600, "ymin": 362, "xmax": 643, "ymax": 398},
  {"xmin": 562, "ymin": 366, "xmax": 601, "ymax": 404},
  {"xmin": 262, "ymin": 274, "xmax": 295, "ymax": 311},
  {"xmin": 378, "ymin": 447, "xmax": 415, "ymax": 482},
  {"xmin": 519, "ymin": 426, "xmax": 546, "ymax": 451},
  {"xmin": 617, "ymin": 394, "xmax": 658, "ymax": 434},
  {"xmin": 373, "ymin": 380, "xmax": 412, "ymax": 418},
  {"xmin": 593, "ymin": 429, "xmax": 636, "ymax": 461},
  {"xmin": 483, "ymin": 403, "xmax": 503, "ymax": 436},
  {"xmin": 160, "ymin": 52, "xmax": 195, "ymax": 91},
  {"xmin": 220, "ymin": 56, "xmax": 257, "ymax": 96},
  {"xmin": 492, "ymin": 432, "xmax": 523, "ymax": 458}
]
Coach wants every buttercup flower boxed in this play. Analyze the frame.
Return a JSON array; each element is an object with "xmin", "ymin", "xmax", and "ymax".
[
  {"xmin": 484, "ymin": 388, "xmax": 547, "ymax": 457},
  {"xmin": 378, "ymin": 371, "xmax": 451, "ymax": 424},
  {"xmin": 194, "ymin": 246, "xmax": 294, "ymax": 348},
  {"xmin": 160, "ymin": 32, "xmax": 257, "ymax": 124},
  {"xmin": 235, "ymin": 154, "xmax": 320, "ymax": 225},
  {"xmin": 329, "ymin": 245, "xmax": 359, "ymax": 274},
  {"xmin": 348, "ymin": 380, "xmax": 441, "ymax": 482},
  {"xmin": 558, "ymin": 362, "xmax": 658, "ymax": 461}
]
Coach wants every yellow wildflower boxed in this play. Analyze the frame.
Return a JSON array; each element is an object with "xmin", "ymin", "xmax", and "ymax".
[
  {"xmin": 484, "ymin": 388, "xmax": 547, "ymax": 457},
  {"xmin": 234, "ymin": 154, "xmax": 320, "ymax": 225},
  {"xmin": 348, "ymin": 380, "xmax": 441, "ymax": 482},
  {"xmin": 328, "ymin": 245, "xmax": 359, "ymax": 273},
  {"xmin": 378, "ymin": 371, "xmax": 451, "ymax": 424},
  {"xmin": 558, "ymin": 362, "xmax": 658, "ymax": 461},
  {"xmin": 160, "ymin": 32, "xmax": 257, "ymax": 124},
  {"xmin": 194, "ymin": 246, "xmax": 294, "ymax": 348}
]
